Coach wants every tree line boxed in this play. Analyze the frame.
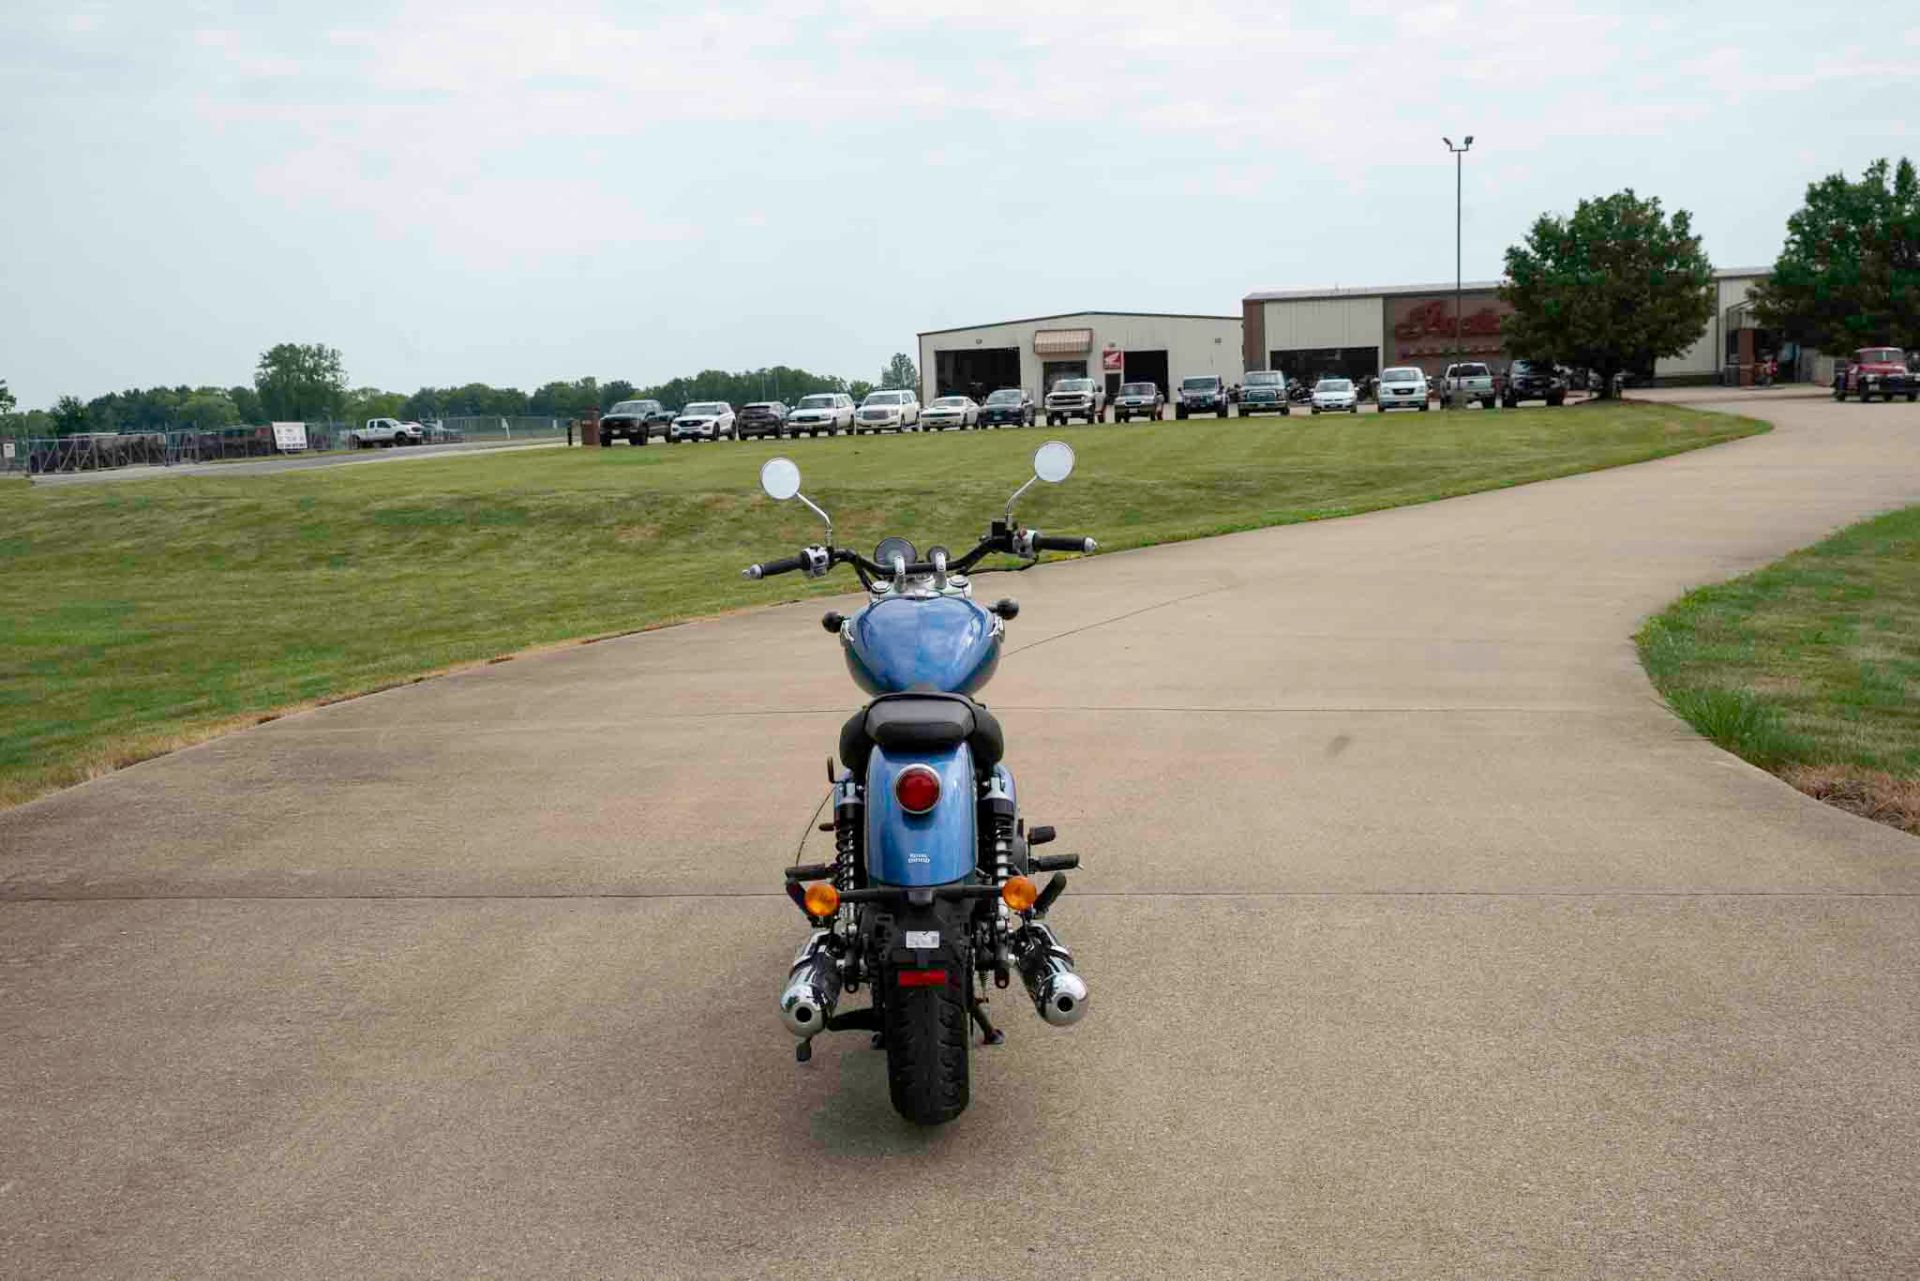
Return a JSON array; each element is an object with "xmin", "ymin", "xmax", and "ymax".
[{"xmin": 2, "ymin": 350, "xmax": 923, "ymax": 439}]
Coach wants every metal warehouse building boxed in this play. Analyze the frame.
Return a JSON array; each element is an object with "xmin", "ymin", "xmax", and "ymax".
[
  {"xmin": 917, "ymin": 311, "xmax": 1244, "ymax": 405},
  {"xmin": 1241, "ymin": 268, "xmax": 1784, "ymax": 386}
]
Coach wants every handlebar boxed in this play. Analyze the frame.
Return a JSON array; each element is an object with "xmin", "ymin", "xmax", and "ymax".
[
  {"xmin": 742, "ymin": 554, "xmax": 810, "ymax": 580},
  {"xmin": 742, "ymin": 526, "xmax": 1095, "ymax": 586}
]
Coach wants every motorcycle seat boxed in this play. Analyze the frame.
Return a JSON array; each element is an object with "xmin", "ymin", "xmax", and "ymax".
[{"xmin": 839, "ymin": 693, "xmax": 1004, "ymax": 775}]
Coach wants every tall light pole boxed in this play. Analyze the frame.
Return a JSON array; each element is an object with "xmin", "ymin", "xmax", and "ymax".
[{"xmin": 1443, "ymin": 136, "xmax": 1474, "ymax": 364}]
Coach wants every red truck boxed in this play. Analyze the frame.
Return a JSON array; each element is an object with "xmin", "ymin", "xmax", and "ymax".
[{"xmin": 1833, "ymin": 346, "xmax": 1916, "ymax": 402}]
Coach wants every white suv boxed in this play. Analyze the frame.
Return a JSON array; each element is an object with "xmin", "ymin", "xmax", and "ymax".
[
  {"xmin": 854, "ymin": 390, "xmax": 920, "ymax": 433},
  {"xmin": 669, "ymin": 401, "xmax": 737, "ymax": 442},
  {"xmin": 1376, "ymin": 366, "xmax": 1431, "ymax": 412},
  {"xmin": 1045, "ymin": 377, "xmax": 1105, "ymax": 425},
  {"xmin": 786, "ymin": 393, "xmax": 853, "ymax": 437}
]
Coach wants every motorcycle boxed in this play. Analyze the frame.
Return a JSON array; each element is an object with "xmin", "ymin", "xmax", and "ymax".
[{"xmin": 744, "ymin": 442, "xmax": 1096, "ymax": 1125}]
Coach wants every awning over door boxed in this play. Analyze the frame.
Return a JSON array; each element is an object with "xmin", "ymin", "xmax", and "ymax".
[{"xmin": 1033, "ymin": 328, "xmax": 1093, "ymax": 356}]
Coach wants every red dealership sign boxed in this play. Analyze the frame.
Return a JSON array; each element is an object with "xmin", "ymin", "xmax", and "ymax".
[
  {"xmin": 1388, "ymin": 295, "xmax": 1512, "ymax": 361},
  {"xmin": 1101, "ymin": 346, "xmax": 1123, "ymax": 372}
]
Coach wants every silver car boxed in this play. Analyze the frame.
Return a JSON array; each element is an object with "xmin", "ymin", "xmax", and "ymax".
[{"xmin": 1310, "ymin": 378, "xmax": 1359, "ymax": 414}]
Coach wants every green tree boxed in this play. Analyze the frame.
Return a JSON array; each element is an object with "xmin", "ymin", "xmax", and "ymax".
[
  {"xmin": 848, "ymin": 379, "xmax": 875, "ymax": 402},
  {"xmin": 530, "ymin": 377, "xmax": 600, "ymax": 418},
  {"xmin": 344, "ymin": 387, "xmax": 407, "ymax": 425},
  {"xmin": 229, "ymin": 385, "xmax": 263, "ymax": 423},
  {"xmin": 1751, "ymin": 157, "xmax": 1920, "ymax": 353},
  {"xmin": 880, "ymin": 353, "xmax": 918, "ymax": 391},
  {"xmin": 51, "ymin": 395, "xmax": 93, "ymax": 436},
  {"xmin": 1500, "ymin": 190, "xmax": 1715, "ymax": 398},
  {"xmin": 178, "ymin": 389, "xmax": 240, "ymax": 431},
  {"xmin": 255, "ymin": 343, "xmax": 348, "ymax": 420},
  {"xmin": 599, "ymin": 379, "xmax": 636, "ymax": 410},
  {"xmin": 0, "ymin": 380, "xmax": 15, "ymax": 417}
]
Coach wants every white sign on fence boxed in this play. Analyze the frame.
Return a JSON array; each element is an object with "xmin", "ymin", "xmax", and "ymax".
[
  {"xmin": 3, "ymin": 441, "xmax": 15, "ymax": 461},
  {"xmin": 271, "ymin": 422, "xmax": 309, "ymax": 453}
]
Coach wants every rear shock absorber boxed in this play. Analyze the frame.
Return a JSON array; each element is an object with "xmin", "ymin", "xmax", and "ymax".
[
  {"xmin": 832, "ymin": 771, "xmax": 864, "ymax": 989},
  {"xmin": 980, "ymin": 767, "xmax": 1017, "ymax": 988}
]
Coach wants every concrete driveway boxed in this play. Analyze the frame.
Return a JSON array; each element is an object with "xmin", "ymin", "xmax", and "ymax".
[{"xmin": 3, "ymin": 394, "xmax": 1917, "ymax": 1279}]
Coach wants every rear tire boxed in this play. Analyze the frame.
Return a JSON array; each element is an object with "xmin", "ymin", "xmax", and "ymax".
[{"xmin": 884, "ymin": 976, "xmax": 970, "ymax": 1126}]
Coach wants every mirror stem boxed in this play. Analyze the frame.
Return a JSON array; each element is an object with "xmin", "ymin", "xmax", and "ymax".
[
  {"xmin": 796, "ymin": 492, "xmax": 833, "ymax": 545},
  {"xmin": 1003, "ymin": 474, "xmax": 1038, "ymax": 523}
]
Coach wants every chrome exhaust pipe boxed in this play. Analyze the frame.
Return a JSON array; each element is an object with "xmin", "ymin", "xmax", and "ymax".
[
  {"xmin": 1016, "ymin": 922, "xmax": 1088, "ymax": 1027},
  {"xmin": 778, "ymin": 930, "xmax": 842, "ymax": 1038}
]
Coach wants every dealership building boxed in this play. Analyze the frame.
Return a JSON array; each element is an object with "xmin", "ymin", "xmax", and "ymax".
[
  {"xmin": 1242, "ymin": 268, "xmax": 1782, "ymax": 386},
  {"xmin": 917, "ymin": 269, "xmax": 1792, "ymax": 402},
  {"xmin": 917, "ymin": 311, "xmax": 1244, "ymax": 405}
]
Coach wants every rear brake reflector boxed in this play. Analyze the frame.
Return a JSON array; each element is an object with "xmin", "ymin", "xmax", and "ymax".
[{"xmin": 895, "ymin": 969, "xmax": 948, "ymax": 988}]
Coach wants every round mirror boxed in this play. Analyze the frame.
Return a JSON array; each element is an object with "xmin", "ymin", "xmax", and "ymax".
[
  {"xmin": 1034, "ymin": 440, "xmax": 1075, "ymax": 484},
  {"xmin": 874, "ymin": 536, "xmax": 918, "ymax": 569},
  {"xmin": 759, "ymin": 457, "xmax": 802, "ymax": 502}
]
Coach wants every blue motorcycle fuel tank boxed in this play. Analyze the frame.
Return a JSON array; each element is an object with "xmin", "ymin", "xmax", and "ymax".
[{"xmin": 845, "ymin": 596, "xmax": 999, "ymax": 696}]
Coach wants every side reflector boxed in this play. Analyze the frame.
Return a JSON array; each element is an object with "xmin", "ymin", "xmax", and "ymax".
[
  {"xmin": 896, "ymin": 969, "xmax": 948, "ymax": 988},
  {"xmin": 803, "ymin": 882, "xmax": 841, "ymax": 917},
  {"xmin": 894, "ymin": 765, "xmax": 941, "ymax": 814},
  {"xmin": 1001, "ymin": 875, "xmax": 1038, "ymax": 912}
]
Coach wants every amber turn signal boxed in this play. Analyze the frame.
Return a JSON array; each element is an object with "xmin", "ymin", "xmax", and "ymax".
[
  {"xmin": 803, "ymin": 882, "xmax": 841, "ymax": 917},
  {"xmin": 1001, "ymin": 875, "xmax": 1038, "ymax": 912}
]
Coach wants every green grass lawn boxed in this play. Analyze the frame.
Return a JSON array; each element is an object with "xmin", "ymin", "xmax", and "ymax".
[
  {"xmin": 1638, "ymin": 504, "xmax": 1920, "ymax": 834},
  {"xmin": 0, "ymin": 403, "xmax": 1760, "ymax": 807}
]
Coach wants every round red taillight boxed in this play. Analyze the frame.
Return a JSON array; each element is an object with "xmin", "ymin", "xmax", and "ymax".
[{"xmin": 894, "ymin": 765, "xmax": 941, "ymax": 814}]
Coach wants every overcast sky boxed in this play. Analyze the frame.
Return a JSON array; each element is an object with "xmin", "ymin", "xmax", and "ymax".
[{"xmin": 4, "ymin": 1, "xmax": 1915, "ymax": 408}]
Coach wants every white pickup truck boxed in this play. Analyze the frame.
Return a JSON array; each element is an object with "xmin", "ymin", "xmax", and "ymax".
[
  {"xmin": 1044, "ymin": 377, "xmax": 1106, "ymax": 424},
  {"xmin": 1439, "ymin": 362, "xmax": 1498, "ymax": 410},
  {"xmin": 349, "ymin": 417, "xmax": 426, "ymax": 448}
]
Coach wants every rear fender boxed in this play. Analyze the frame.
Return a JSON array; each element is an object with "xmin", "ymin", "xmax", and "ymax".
[{"xmin": 866, "ymin": 744, "xmax": 976, "ymax": 887}]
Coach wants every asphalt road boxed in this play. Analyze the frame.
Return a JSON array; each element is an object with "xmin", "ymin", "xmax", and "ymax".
[{"xmin": 3, "ymin": 390, "xmax": 1917, "ymax": 1279}]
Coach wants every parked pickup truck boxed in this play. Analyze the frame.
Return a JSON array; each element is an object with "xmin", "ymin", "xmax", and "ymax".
[
  {"xmin": 1834, "ymin": 347, "xmax": 1916, "ymax": 402},
  {"xmin": 1500, "ymin": 359, "xmax": 1566, "ymax": 407},
  {"xmin": 1238, "ymin": 370, "xmax": 1291, "ymax": 417},
  {"xmin": 349, "ymin": 417, "xmax": 425, "ymax": 448},
  {"xmin": 602, "ymin": 399, "xmax": 673, "ymax": 444},
  {"xmin": 1044, "ymin": 377, "xmax": 1105, "ymax": 424},
  {"xmin": 1439, "ymin": 362, "xmax": 1497, "ymax": 410}
]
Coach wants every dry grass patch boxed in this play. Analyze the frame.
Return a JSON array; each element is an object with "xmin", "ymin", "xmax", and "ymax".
[{"xmin": 1784, "ymin": 765, "xmax": 1920, "ymax": 834}]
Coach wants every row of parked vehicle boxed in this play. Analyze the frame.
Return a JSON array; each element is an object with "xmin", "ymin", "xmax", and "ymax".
[
  {"xmin": 593, "ymin": 359, "xmax": 1605, "ymax": 449},
  {"xmin": 599, "ymin": 391, "xmax": 959, "ymax": 444}
]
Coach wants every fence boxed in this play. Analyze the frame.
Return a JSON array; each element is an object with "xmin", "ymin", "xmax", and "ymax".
[
  {"xmin": 435, "ymin": 416, "xmax": 571, "ymax": 443},
  {"xmin": 1, "ymin": 417, "xmax": 572, "ymax": 476},
  {"xmin": 1, "ymin": 426, "xmax": 349, "ymax": 475}
]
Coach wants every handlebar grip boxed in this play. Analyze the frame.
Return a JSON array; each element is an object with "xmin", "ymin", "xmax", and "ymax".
[
  {"xmin": 1033, "ymin": 535, "xmax": 1097, "ymax": 554},
  {"xmin": 743, "ymin": 554, "xmax": 808, "ymax": 580}
]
